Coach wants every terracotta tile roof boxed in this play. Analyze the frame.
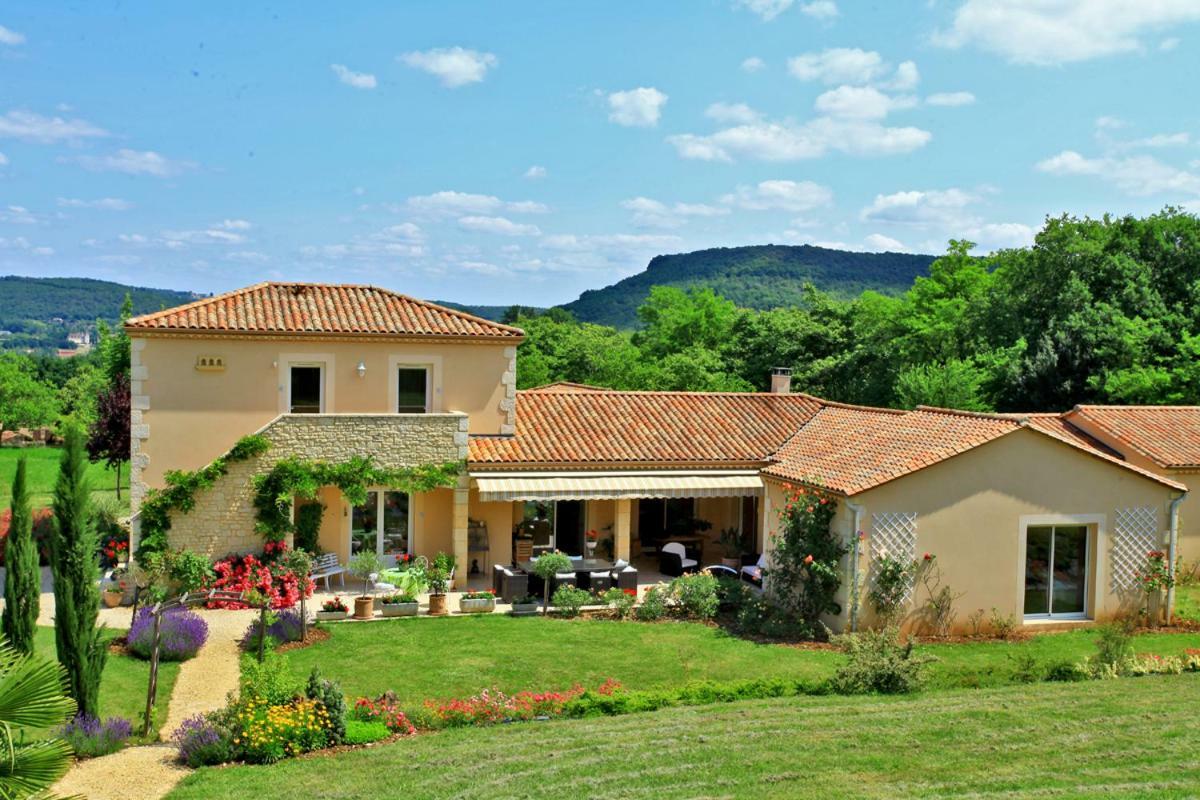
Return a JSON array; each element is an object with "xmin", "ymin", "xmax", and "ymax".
[
  {"xmin": 469, "ymin": 390, "xmax": 822, "ymax": 466},
  {"xmin": 1066, "ymin": 405, "xmax": 1200, "ymax": 468},
  {"xmin": 763, "ymin": 404, "xmax": 1185, "ymax": 494},
  {"xmin": 125, "ymin": 282, "xmax": 523, "ymax": 340},
  {"xmin": 523, "ymin": 381, "xmax": 610, "ymax": 393}
]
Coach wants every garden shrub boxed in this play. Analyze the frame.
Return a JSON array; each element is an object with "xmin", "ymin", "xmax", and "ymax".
[
  {"xmin": 128, "ymin": 606, "xmax": 209, "ymax": 662},
  {"xmin": 1009, "ymin": 652, "xmax": 1043, "ymax": 683},
  {"xmin": 771, "ymin": 486, "xmax": 847, "ymax": 636},
  {"xmin": 715, "ymin": 575, "xmax": 752, "ymax": 612},
  {"xmin": 172, "ymin": 714, "xmax": 234, "ymax": 767},
  {"xmin": 57, "ymin": 714, "xmax": 133, "ymax": 758},
  {"xmin": 830, "ymin": 627, "xmax": 932, "ymax": 694},
  {"xmin": 1045, "ymin": 660, "xmax": 1090, "ymax": 682},
  {"xmin": 343, "ymin": 719, "xmax": 392, "ymax": 745},
  {"xmin": 635, "ymin": 585, "xmax": 668, "ymax": 621},
  {"xmin": 240, "ymin": 608, "xmax": 305, "ymax": 652},
  {"xmin": 306, "ymin": 666, "xmax": 347, "ymax": 744},
  {"xmin": 240, "ymin": 651, "xmax": 304, "ymax": 705},
  {"xmin": 206, "ymin": 542, "xmax": 312, "ymax": 609},
  {"xmin": 293, "ymin": 501, "xmax": 324, "ymax": 554},
  {"xmin": 1089, "ymin": 620, "xmax": 1136, "ymax": 676},
  {"xmin": 350, "ymin": 693, "xmax": 417, "ymax": 735},
  {"xmin": 989, "ymin": 607, "xmax": 1017, "ymax": 639},
  {"xmin": 667, "ymin": 572, "xmax": 720, "ymax": 620},
  {"xmin": 868, "ymin": 554, "xmax": 917, "ymax": 625},
  {"xmin": 233, "ymin": 697, "xmax": 334, "ymax": 764},
  {"xmin": 551, "ymin": 585, "xmax": 591, "ymax": 618},
  {"xmin": 601, "ymin": 587, "xmax": 636, "ymax": 619}
]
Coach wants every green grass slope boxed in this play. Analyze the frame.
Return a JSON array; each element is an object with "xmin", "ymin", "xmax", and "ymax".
[{"xmin": 561, "ymin": 244, "xmax": 936, "ymax": 327}]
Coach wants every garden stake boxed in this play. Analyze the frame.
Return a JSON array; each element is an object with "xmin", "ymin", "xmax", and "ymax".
[{"xmin": 142, "ymin": 603, "xmax": 162, "ymax": 736}]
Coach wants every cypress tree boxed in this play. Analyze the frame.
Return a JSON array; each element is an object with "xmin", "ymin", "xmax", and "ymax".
[
  {"xmin": 2, "ymin": 456, "xmax": 39, "ymax": 654},
  {"xmin": 48, "ymin": 426, "xmax": 107, "ymax": 716}
]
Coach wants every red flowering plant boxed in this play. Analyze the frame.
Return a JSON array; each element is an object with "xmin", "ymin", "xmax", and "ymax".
[
  {"xmin": 100, "ymin": 536, "xmax": 129, "ymax": 569},
  {"xmin": 351, "ymin": 695, "xmax": 416, "ymax": 736},
  {"xmin": 771, "ymin": 484, "xmax": 847, "ymax": 637},
  {"xmin": 205, "ymin": 540, "xmax": 313, "ymax": 609},
  {"xmin": 421, "ymin": 680, "xmax": 620, "ymax": 729},
  {"xmin": 1135, "ymin": 550, "xmax": 1174, "ymax": 594}
]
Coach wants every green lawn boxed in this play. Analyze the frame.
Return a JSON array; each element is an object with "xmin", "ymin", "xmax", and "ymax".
[
  {"xmin": 168, "ymin": 673, "xmax": 1200, "ymax": 799},
  {"xmin": 283, "ymin": 615, "xmax": 1200, "ymax": 705},
  {"xmin": 0, "ymin": 446, "xmax": 128, "ymax": 513},
  {"xmin": 1177, "ymin": 582, "xmax": 1200, "ymax": 623},
  {"xmin": 33, "ymin": 626, "xmax": 179, "ymax": 738}
]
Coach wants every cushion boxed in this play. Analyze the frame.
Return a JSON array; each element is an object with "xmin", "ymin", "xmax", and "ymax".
[{"xmin": 614, "ymin": 559, "xmax": 628, "ymax": 569}]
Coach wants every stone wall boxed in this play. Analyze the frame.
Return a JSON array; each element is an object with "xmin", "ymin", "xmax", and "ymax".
[{"xmin": 158, "ymin": 413, "xmax": 468, "ymax": 558}]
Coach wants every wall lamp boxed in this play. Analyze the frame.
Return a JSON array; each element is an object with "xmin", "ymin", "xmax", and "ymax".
[{"xmin": 356, "ymin": 360, "xmax": 367, "ymax": 378}]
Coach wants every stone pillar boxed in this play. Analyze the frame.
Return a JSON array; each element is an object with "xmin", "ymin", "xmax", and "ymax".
[
  {"xmin": 452, "ymin": 473, "xmax": 470, "ymax": 589},
  {"xmin": 614, "ymin": 498, "xmax": 632, "ymax": 561}
]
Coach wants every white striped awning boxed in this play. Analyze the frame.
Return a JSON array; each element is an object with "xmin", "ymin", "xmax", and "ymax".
[{"xmin": 471, "ymin": 471, "xmax": 763, "ymax": 502}]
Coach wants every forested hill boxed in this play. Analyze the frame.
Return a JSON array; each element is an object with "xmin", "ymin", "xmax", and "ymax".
[
  {"xmin": 0, "ymin": 276, "xmax": 199, "ymax": 327},
  {"xmin": 560, "ymin": 244, "xmax": 937, "ymax": 328}
]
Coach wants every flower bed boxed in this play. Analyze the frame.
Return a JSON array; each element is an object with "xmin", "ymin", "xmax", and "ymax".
[
  {"xmin": 58, "ymin": 714, "xmax": 134, "ymax": 758},
  {"xmin": 206, "ymin": 542, "xmax": 313, "ymax": 609},
  {"xmin": 128, "ymin": 606, "xmax": 209, "ymax": 661},
  {"xmin": 414, "ymin": 680, "xmax": 620, "ymax": 729}
]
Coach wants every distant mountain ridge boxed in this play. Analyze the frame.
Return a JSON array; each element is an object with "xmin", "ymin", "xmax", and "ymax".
[
  {"xmin": 560, "ymin": 244, "xmax": 937, "ymax": 327},
  {"xmin": 0, "ymin": 276, "xmax": 200, "ymax": 327}
]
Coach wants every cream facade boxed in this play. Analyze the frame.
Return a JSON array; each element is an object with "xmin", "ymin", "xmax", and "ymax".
[{"xmin": 764, "ymin": 428, "xmax": 1185, "ymax": 633}]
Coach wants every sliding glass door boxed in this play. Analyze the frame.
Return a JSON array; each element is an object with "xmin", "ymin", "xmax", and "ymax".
[
  {"xmin": 1024, "ymin": 525, "xmax": 1088, "ymax": 618},
  {"xmin": 351, "ymin": 490, "xmax": 411, "ymax": 563}
]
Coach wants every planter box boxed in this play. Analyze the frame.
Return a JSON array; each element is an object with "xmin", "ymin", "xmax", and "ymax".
[
  {"xmin": 380, "ymin": 602, "xmax": 419, "ymax": 617},
  {"xmin": 315, "ymin": 610, "xmax": 349, "ymax": 621},
  {"xmin": 510, "ymin": 602, "xmax": 540, "ymax": 616},
  {"xmin": 459, "ymin": 597, "xmax": 496, "ymax": 614}
]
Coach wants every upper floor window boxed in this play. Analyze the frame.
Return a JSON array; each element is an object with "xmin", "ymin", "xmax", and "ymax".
[
  {"xmin": 397, "ymin": 366, "xmax": 429, "ymax": 413},
  {"xmin": 289, "ymin": 364, "xmax": 324, "ymax": 413}
]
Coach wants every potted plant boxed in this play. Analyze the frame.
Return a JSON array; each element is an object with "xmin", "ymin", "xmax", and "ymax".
[
  {"xmin": 531, "ymin": 551, "xmax": 573, "ymax": 616},
  {"xmin": 584, "ymin": 529, "xmax": 599, "ymax": 557},
  {"xmin": 718, "ymin": 527, "xmax": 745, "ymax": 569},
  {"xmin": 380, "ymin": 592, "xmax": 420, "ymax": 617},
  {"xmin": 102, "ymin": 582, "xmax": 124, "ymax": 608},
  {"xmin": 349, "ymin": 551, "xmax": 383, "ymax": 620},
  {"xmin": 316, "ymin": 596, "xmax": 349, "ymax": 621},
  {"xmin": 427, "ymin": 551, "xmax": 453, "ymax": 616},
  {"xmin": 510, "ymin": 593, "xmax": 540, "ymax": 617},
  {"xmin": 459, "ymin": 590, "xmax": 496, "ymax": 614}
]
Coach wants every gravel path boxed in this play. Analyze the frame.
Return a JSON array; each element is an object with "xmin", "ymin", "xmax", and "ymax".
[{"xmin": 52, "ymin": 607, "xmax": 256, "ymax": 800}]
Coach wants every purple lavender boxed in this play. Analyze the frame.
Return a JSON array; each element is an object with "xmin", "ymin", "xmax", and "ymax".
[
  {"xmin": 58, "ymin": 714, "xmax": 133, "ymax": 758},
  {"xmin": 240, "ymin": 608, "xmax": 304, "ymax": 650},
  {"xmin": 128, "ymin": 606, "xmax": 209, "ymax": 661},
  {"xmin": 171, "ymin": 714, "xmax": 232, "ymax": 767}
]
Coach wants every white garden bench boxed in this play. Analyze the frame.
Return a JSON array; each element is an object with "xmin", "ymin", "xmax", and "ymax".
[{"xmin": 310, "ymin": 552, "xmax": 347, "ymax": 591}]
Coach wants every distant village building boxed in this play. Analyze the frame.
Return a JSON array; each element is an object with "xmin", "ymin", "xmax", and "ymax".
[{"xmin": 67, "ymin": 331, "xmax": 92, "ymax": 346}]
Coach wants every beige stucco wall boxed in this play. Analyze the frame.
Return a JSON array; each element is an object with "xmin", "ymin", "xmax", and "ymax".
[
  {"xmin": 131, "ymin": 333, "xmax": 515, "ymax": 494},
  {"xmin": 765, "ymin": 428, "xmax": 1182, "ymax": 633},
  {"xmin": 150, "ymin": 413, "xmax": 468, "ymax": 559}
]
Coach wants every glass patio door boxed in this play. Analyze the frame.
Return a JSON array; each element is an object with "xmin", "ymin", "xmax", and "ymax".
[
  {"xmin": 350, "ymin": 490, "xmax": 410, "ymax": 562},
  {"xmin": 1024, "ymin": 525, "xmax": 1088, "ymax": 618}
]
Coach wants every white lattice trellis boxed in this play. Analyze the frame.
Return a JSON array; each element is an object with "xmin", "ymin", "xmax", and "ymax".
[
  {"xmin": 870, "ymin": 512, "xmax": 918, "ymax": 599},
  {"xmin": 1111, "ymin": 506, "xmax": 1160, "ymax": 591}
]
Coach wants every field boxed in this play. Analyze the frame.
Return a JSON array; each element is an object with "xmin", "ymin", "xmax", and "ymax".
[
  {"xmin": 281, "ymin": 614, "xmax": 1200, "ymax": 705},
  {"xmin": 167, "ymin": 673, "xmax": 1200, "ymax": 799},
  {"xmin": 0, "ymin": 446, "xmax": 129, "ymax": 513}
]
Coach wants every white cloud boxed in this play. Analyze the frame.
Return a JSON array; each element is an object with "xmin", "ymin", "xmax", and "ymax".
[
  {"xmin": 56, "ymin": 197, "xmax": 133, "ymax": 211},
  {"xmin": 399, "ymin": 47, "xmax": 497, "ymax": 88},
  {"xmin": 926, "ymin": 91, "xmax": 976, "ymax": 107},
  {"xmin": 1160, "ymin": 36, "xmax": 1181, "ymax": 51},
  {"xmin": 607, "ymin": 87, "xmax": 668, "ymax": 127},
  {"xmin": 621, "ymin": 196, "xmax": 729, "ymax": 228},
  {"xmin": 800, "ymin": 1, "xmax": 839, "ymax": 21},
  {"xmin": 405, "ymin": 190, "xmax": 548, "ymax": 217},
  {"xmin": 966, "ymin": 222, "xmax": 1036, "ymax": 250},
  {"xmin": 31, "ymin": 246, "xmax": 53, "ymax": 256},
  {"xmin": 864, "ymin": 233, "xmax": 910, "ymax": 252},
  {"xmin": 215, "ymin": 218, "xmax": 252, "ymax": 230},
  {"xmin": 933, "ymin": 0, "xmax": 1200, "ymax": 65},
  {"xmin": 1095, "ymin": 115, "xmax": 1128, "ymax": 130},
  {"xmin": 741, "ymin": 56, "xmax": 766, "ymax": 72},
  {"xmin": 161, "ymin": 228, "xmax": 247, "ymax": 246},
  {"xmin": 0, "ymin": 25, "xmax": 24, "ymax": 46},
  {"xmin": 722, "ymin": 179, "xmax": 833, "ymax": 211},
  {"xmin": 0, "ymin": 152, "xmax": 8, "ymax": 166},
  {"xmin": 787, "ymin": 48, "xmax": 887, "ymax": 84},
  {"xmin": 734, "ymin": 0, "xmax": 794, "ymax": 21},
  {"xmin": 1036, "ymin": 150, "xmax": 1200, "ymax": 196},
  {"xmin": 225, "ymin": 250, "xmax": 270, "ymax": 263},
  {"xmin": 73, "ymin": 149, "xmax": 194, "ymax": 177},
  {"xmin": 330, "ymin": 64, "xmax": 377, "ymax": 89},
  {"xmin": 814, "ymin": 85, "xmax": 915, "ymax": 119},
  {"xmin": 0, "ymin": 110, "xmax": 109, "ymax": 143},
  {"xmin": 0, "ymin": 205, "xmax": 38, "ymax": 225},
  {"xmin": 705, "ymin": 102, "xmax": 762, "ymax": 124},
  {"xmin": 861, "ymin": 188, "xmax": 978, "ymax": 226},
  {"xmin": 669, "ymin": 117, "xmax": 931, "ymax": 162},
  {"xmin": 457, "ymin": 215, "xmax": 541, "ymax": 236},
  {"xmin": 523, "ymin": 165, "xmax": 547, "ymax": 179}
]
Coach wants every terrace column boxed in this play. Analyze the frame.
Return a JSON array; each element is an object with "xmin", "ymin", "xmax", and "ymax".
[
  {"xmin": 452, "ymin": 473, "xmax": 470, "ymax": 589},
  {"xmin": 614, "ymin": 498, "xmax": 632, "ymax": 561}
]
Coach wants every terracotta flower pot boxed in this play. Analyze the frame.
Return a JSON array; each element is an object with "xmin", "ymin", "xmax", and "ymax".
[
  {"xmin": 353, "ymin": 596, "xmax": 375, "ymax": 620},
  {"xmin": 102, "ymin": 590, "xmax": 123, "ymax": 608},
  {"xmin": 428, "ymin": 594, "xmax": 449, "ymax": 616}
]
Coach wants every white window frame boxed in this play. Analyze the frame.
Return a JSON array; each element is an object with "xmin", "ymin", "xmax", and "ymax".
[
  {"xmin": 1017, "ymin": 513, "xmax": 1102, "ymax": 621},
  {"xmin": 348, "ymin": 487, "xmax": 415, "ymax": 565},
  {"xmin": 394, "ymin": 364, "xmax": 432, "ymax": 414},
  {"xmin": 287, "ymin": 362, "xmax": 325, "ymax": 414}
]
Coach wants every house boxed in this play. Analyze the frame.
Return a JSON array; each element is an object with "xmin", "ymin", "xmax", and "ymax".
[{"xmin": 126, "ymin": 282, "xmax": 1194, "ymax": 632}]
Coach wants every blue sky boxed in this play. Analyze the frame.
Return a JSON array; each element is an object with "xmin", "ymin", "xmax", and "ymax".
[{"xmin": 2, "ymin": 1, "xmax": 1199, "ymax": 306}]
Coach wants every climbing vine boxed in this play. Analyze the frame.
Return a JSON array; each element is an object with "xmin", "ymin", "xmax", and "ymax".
[
  {"xmin": 136, "ymin": 434, "xmax": 271, "ymax": 561},
  {"xmin": 252, "ymin": 456, "xmax": 462, "ymax": 540}
]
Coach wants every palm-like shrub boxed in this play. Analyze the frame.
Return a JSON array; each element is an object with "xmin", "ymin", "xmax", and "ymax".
[{"xmin": 0, "ymin": 637, "xmax": 78, "ymax": 797}]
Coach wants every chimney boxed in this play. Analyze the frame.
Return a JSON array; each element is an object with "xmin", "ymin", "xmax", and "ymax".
[{"xmin": 770, "ymin": 367, "xmax": 792, "ymax": 394}]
